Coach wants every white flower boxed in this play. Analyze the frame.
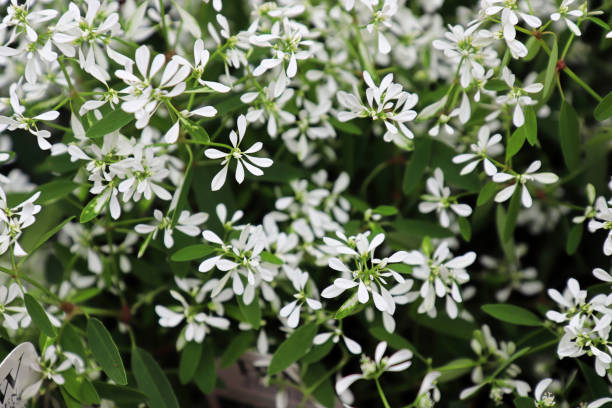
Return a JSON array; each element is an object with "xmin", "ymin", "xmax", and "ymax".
[
  {"xmin": 135, "ymin": 209, "xmax": 208, "ymax": 248},
  {"xmin": 321, "ymin": 232, "xmax": 407, "ymax": 314},
  {"xmin": 485, "ymin": 0, "xmax": 542, "ymax": 40},
  {"xmin": 22, "ymin": 345, "xmax": 83, "ymax": 400},
  {"xmin": 251, "ymin": 18, "xmax": 314, "ymax": 79},
  {"xmin": 551, "ymin": 0, "xmax": 583, "ymax": 36},
  {"xmin": 534, "ymin": 378, "xmax": 555, "ymax": 407},
  {"xmin": 403, "ymin": 241, "xmax": 475, "ymax": 319},
  {"xmin": 205, "ymin": 115, "xmax": 273, "ymax": 191},
  {"xmin": 493, "ymin": 160, "xmax": 558, "ymax": 208},
  {"xmin": 0, "ymin": 186, "xmax": 41, "ymax": 257},
  {"xmin": 0, "ymin": 84, "xmax": 58, "ymax": 150},
  {"xmin": 415, "ymin": 372, "xmax": 441, "ymax": 408},
  {"xmin": 337, "ymin": 71, "xmax": 418, "ymax": 146},
  {"xmin": 313, "ymin": 324, "xmax": 363, "ymax": 354},
  {"xmin": 155, "ymin": 290, "xmax": 229, "ymax": 344},
  {"xmin": 365, "ymin": 0, "xmax": 398, "ymax": 54},
  {"xmin": 335, "ymin": 341, "xmax": 412, "ymax": 394},
  {"xmin": 452, "ymin": 125, "xmax": 503, "ymax": 176},
  {"xmin": 418, "ymin": 168, "xmax": 472, "ymax": 228},
  {"xmin": 588, "ymin": 197, "xmax": 612, "ymax": 255},
  {"xmin": 432, "ymin": 23, "xmax": 497, "ymax": 88},
  {"xmin": 496, "ymin": 67, "xmax": 543, "ymax": 127},
  {"xmin": 115, "ymin": 45, "xmax": 190, "ymax": 128},
  {"xmin": 279, "ymin": 269, "xmax": 321, "ymax": 328}
]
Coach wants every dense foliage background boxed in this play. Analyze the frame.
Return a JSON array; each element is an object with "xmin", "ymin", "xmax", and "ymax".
[{"xmin": 0, "ymin": 0, "xmax": 612, "ymax": 407}]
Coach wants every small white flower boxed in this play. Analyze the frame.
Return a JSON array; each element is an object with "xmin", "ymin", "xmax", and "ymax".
[
  {"xmin": 551, "ymin": 0, "xmax": 583, "ymax": 36},
  {"xmin": 453, "ymin": 125, "xmax": 503, "ymax": 176},
  {"xmin": 493, "ymin": 160, "xmax": 558, "ymax": 208},
  {"xmin": 205, "ymin": 115, "xmax": 273, "ymax": 191}
]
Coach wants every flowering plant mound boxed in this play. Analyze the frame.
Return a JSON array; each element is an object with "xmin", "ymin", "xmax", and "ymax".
[{"xmin": 0, "ymin": 0, "xmax": 612, "ymax": 407}]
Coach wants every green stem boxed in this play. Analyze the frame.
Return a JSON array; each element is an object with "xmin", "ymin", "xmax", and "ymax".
[{"xmin": 375, "ymin": 378, "xmax": 392, "ymax": 408}]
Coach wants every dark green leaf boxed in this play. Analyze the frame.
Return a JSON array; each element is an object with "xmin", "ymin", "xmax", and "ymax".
[
  {"xmin": 194, "ymin": 342, "xmax": 216, "ymax": 394},
  {"xmin": 523, "ymin": 106, "xmax": 538, "ymax": 146},
  {"xmin": 503, "ymin": 186, "xmax": 522, "ymax": 242},
  {"xmin": 260, "ymin": 251, "xmax": 283, "ymax": 265},
  {"xmin": 403, "ymin": 137, "xmax": 432, "ymax": 194},
  {"xmin": 523, "ymin": 37, "xmax": 541, "ymax": 62},
  {"xmin": 60, "ymin": 386, "xmax": 82, "ymax": 408},
  {"xmin": 481, "ymin": 304, "xmax": 542, "ymax": 326},
  {"xmin": 477, "ymin": 182, "xmax": 499, "ymax": 207},
  {"xmin": 559, "ymin": 101, "xmax": 581, "ymax": 170},
  {"xmin": 22, "ymin": 216, "xmax": 74, "ymax": 260},
  {"xmin": 542, "ymin": 40, "xmax": 558, "ymax": 100},
  {"xmin": 80, "ymin": 192, "xmax": 110, "ymax": 223},
  {"xmin": 62, "ymin": 369, "xmax": 100, "ymax": 405},
  {"xmin": 132, "ymin": 347, "xmax": 180, "ymax": 408},
  {"xmin": 171, "ymin": 244, "xmax": 216, "ymax": 262},
  {"xmin": 24, "ymin": 293, "xmax": 56, "ymax": 338},
  {"xmin": 373, "ymin": 205, "xmax": 398, "ymax": 216},
  {"xmin": 566, "ymin": 223, "xmax": 583, "ymax": 255},
  {"xmin": 587, "ymin": 16, "xmax": 611, "ymax": 30},
  {"xmin": 458, "ymin": 217, "xmax": 472, "ymax": 241},
  {"xmin": 87, "ymin": 318, "xmax": 127, "ymax": 385},
  {"xmin": 268, "ymin": 323, "xmax": 318, "ymax": 375},
  {"xmin": 220, "ymin": 331, "xmax": 254, "ymax": 368},
  {"xmin": 594, "ymin": 91, "xmax": 612, "ymax": 121},
  {"xmin": 60, "ymin": 324, "xmax": 86, "ymax": 358},
  {"xmin": 93, "ymin": 382, "xmax": 147, "ymax": 404},
  {"xmin": 329, "ymin": 117, "xmax": 362, "ymax": 135},
  {"xmin": 238, "ymin": 295, "xmax": 261, "ymax": 329},
  {"xmin": 179, "ymin": 341, "xmax": 203, "ymax": 384},
  {"xmin": 37, "ymin": 180, "xmax": 80, "ymax": 205},
  {"xmin": 506, "ymin": 127, "xmax": 526, "ymax": 161},
  {"xmin": 301, "ymin": 339, "xmax": 334, "ymax": 364},
  {"xmin": 392, "ymin": 219, "xmax": 453, "ymax": 239},
  {"xmin": 514, "ymin": 397, "xmax": 535, "ymax": 408},
  {"xmin": 86, "ymin": 109, "xmax": 133, "ymax": 139},
  {"xmin": 335, "ymin": 292, "xmax": 359, "ymax": 319}
]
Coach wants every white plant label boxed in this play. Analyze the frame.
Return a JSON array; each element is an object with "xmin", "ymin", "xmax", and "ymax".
[{"xmin": 0, "ymin": 343, "xmax": 40, "ymax": 408}]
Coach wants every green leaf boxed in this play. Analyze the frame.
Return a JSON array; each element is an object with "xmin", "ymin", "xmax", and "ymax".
[
  {"xmin": 559, "ymin": 101, "xmax": 581, "ymax": 171},
  {"xmin": 179, "ymin": 341, "xmax": 203, "ymax": 384},
  {"xmin": 93, "ymin": 382, "xmax": 147, "ymax": 405},
  {"xmin": 523, "ymin": 106, "xmax": 538, "ymax": 146},
  {"xmin": 506, "ymin": 127, "xmax": 526, "ymax": 161},
  {"xmin": 86, "ymin": 109, "xmax": 133, "ymax": 139},
  {"xmin": 542, "ymin": 40, "xmax": 558, "ymax": 100},
  {"xmin": 586, "ymin": 16, "xmax": 611, "ymax": 30},
  {"xmin": 260, "ymin": 251, "xmax": 283, "ymax": 265},
  {"xmin": 22, "ymin": 216, "xmax": 74, "ymax": 261},
  {"xmin": 477, "ymin": 182, "xmax": 498, "ymax": 207},
  {"xmin": 36, "ymin": 180, "xmax": 80, "ymax": 205},
  {"xmin": 329, "ymin": 117, "xmax": 362, "ymax": 135},
  {"xmin": 24, "ymin": 293, "xmax": 57, "ymax": 338},
  {"xmin": 566, "ymin": 223, "xmax": 583, "ymax": 255},
  {"xmin": 403, "ymin": 137, "xmax": 432, "ymax": 194},
  {"xmin": 238, "ymin": 295, "xmax": 261, "ymax": 329},
  {"xmin": 301, "ymin": 339, "xmax": 334, "ymax": 364},
  {"xmin": 60, "ymin": 386, "xmax": 82, "ymax": 408},
  {"xmin": 80, "ymin": 192, "xmax": 111, "ymax": 223},
  {"xmin": 60, "ymin": 324, "xmax": 87, "ymax": 358},
  {"xmin": 577, "ymin": 359, "xmax": 611, "ymax": 397},
  {"xmin": 268, "ymin": 323, "xmax": 318, "ymax": 375},
  {"xmin": 132, "ymin": 347, "xmax": 180, "ymax": 408},
  {"xmin": 503, "ymin": 186, "xmax": 522, "ymax": 242},
  {"xmin": 523, "ymin": 37, "xmax": 541, "ymax": 62},
  {"xmin": 194, "ymin": 342, "xmax": 216, "ymax": 394},
  {"xmin": 484, "ymin": 79, "xmax": 510, "ymax": 92},
  {"xmin": 369, "ymin": 327, "xmax": 415, "ymax": 352},
  {"xmin": 220, "ymin": 331, "xmax": 254, "ymax": 368},
  {"xmin": 62, "ymin": 369, "xmax": 100, "ymax": 405},
  {"xmin": 594, "ymin": 91, "xmax": 612, "ymax": 121},
  {"xmin": 335, "ymin": 292, "xmax": 360, "ymax": 319},
  {"xmin": 373, "ymin": 205, "xmax": 398, "ymax": 216},
  {"xmin": 170, "ymin": 244, "xmax": 216, "ymax": 262},
  {"xmin": 392, "ymin": 219, "xmax": 453, "ymax": 239},
  {"xmin": 514, "ymin": 397, "xmax": 536, "ymax": 408},
  {"xmin": 458, "ymin": 217, "xmax": 471, "ymax": 242},
  {"xmin": 481, "ymin": 304, "xmax": 542, "ymax": 326},
  {"xmin": 87, "ymin": 318, "xmax": 127, "ymax": 385}
]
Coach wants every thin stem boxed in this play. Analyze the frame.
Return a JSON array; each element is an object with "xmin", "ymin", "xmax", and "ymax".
[{"xmin": 375, "ymin": 378, "xmax": 392, "ymax": 408}]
